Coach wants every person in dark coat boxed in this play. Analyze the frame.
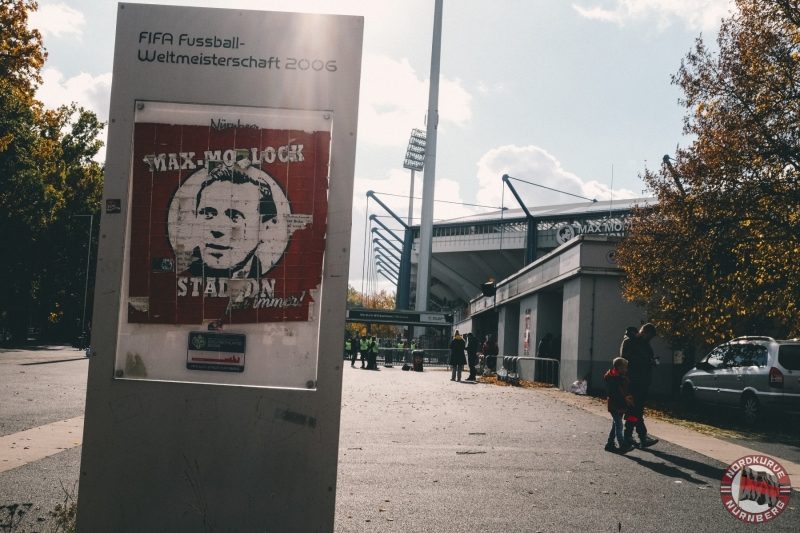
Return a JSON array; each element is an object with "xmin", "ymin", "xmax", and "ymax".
[
  {"xmin": 621, "ymin": 323, "xmax": 659, "ymax": 448},
  {"xmin": 465, "ymin": 333, "xmax": 479, "ymax": 381},
  {"xmin": 482, "ymin": 335, "xmax": 499, "ymax": 371},
  {"xmin": 349, "ymin": 336, "xmax": 359, "ymax": 367},
  {"xmin": 604, "ymin": 357, "xmax": 634, "ymax": 454},
  {"xmin": 449, "ymin": 330, "xmax": 467, "ymax": 382}
]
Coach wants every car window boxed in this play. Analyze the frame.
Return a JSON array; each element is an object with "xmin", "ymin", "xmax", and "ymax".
[
  {"xmin": 778, "ymin": 345, "xmax": 800, "ymax": 371},
  {"xmin": 728, "ymin": 343, "xmax": 769, "ymax": 367},
  {"xmin": 705, "ymin": 347, "xmax": 726, "ymax": 369}
]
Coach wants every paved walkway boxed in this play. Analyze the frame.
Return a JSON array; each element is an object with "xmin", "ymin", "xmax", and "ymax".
[
  {"xmin": 2, "ymin": 350, "xmax": 799, "ymax": 531},
  {"xmin": 536, "ymin": 387, "xmax": 800, "ymax": 487},
  {"xmin": 0, "ymin": 417, "xmax": 84, "ymax": 474},
  {"xmin": 334, "ymin": 366, "xmax": 799, "ymax": 532}
]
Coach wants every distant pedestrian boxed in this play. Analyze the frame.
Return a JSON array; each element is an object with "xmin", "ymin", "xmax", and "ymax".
[
  {"xmin": 465, "ymin": 333, "xmax": 479, "ymax": 381},
  {"xmin": 482, "ymin": 335, "xmax": 499, "ymax": 371},
  {"xmin": 621, "ymin": 323, "xmax": 659, "ymax": 448},
  {"xmin": 367, "ymin": 336, "xmax": 380, "ymax": 370},
  {"xmin": 349, "ymin": 336, "xmax": 359, "ymax": 367},
  {"xmin": 604, "ymin": 357, "xmax": 635, "ymax": 454},
  {"xmin": 449, "ymin": 330, "xmax": 467, "ymax": 381},
  {"xmin": 359, "ymin": 334, "xmax": 369, "ymax": 369}
]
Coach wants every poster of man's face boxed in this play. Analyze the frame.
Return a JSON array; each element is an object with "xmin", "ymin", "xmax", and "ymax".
[
  {"xmin": 169, "ymin": 164, "xmax": 292, "ymax": 280},
  {"xmin": 127, "ymin": 106, "xmax": 330, "ymax": 325}
]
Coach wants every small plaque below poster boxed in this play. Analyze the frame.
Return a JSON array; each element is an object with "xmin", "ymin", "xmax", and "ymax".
[{"xmin": 187, "ymin": 332, "xmax": 246, "ymax": 372}]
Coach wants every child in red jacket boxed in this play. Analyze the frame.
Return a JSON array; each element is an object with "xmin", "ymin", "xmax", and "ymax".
[{"xmin": 604, "ymin": 357, "xmax": 635, "ymax": 454}]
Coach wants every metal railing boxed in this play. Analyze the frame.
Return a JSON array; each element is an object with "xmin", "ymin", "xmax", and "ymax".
[
  {"xmin": 483, "ymin": 355, "xmax": 561, "ymax": 388},
  {"xmin": 343, "ymin": 349, "xmax": 453, "ymax": 368}
]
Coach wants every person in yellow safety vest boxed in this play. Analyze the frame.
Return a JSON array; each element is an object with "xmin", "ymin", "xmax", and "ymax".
[
  {"xmin": 368, "ymin": 336, "xmax": 379, "ymax": 370},
  {"xmin": 411, "ymin": 340, "xmax": 417, "ymax": 350},
  {"xmin": 345, "ymin": 338, "xmax": 351, "ymax": 361},
  {"xmin": 397, "ymin": 340, "xmax": 404, "ymax": 349},
  {"xmin": 359, "ymin": 334, "xmax": 369, "ymax": 369}
]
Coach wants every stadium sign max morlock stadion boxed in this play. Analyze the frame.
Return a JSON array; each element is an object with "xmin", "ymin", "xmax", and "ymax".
[{"xmin": 76, "ymin": 5, "xmax": 363, "ymax": 533}]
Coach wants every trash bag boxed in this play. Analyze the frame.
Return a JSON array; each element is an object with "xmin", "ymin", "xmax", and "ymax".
[
  {"xmin": 570, "ymin": 379, "xmax": 588, "ymax": 395},
  {"xmin": 401, "ymin": 363, "xmax": 411, "ymax": 371}
]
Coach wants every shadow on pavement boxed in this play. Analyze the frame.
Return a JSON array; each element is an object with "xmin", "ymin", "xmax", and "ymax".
[
  {"xmin": 642, "ymin": 447, "xmax": 726, "ymax": 480},
  {"xmin": 625, "ymin": 449, "xmax": 724, "ymax": 485},
  {"xmin": 19, "ymin": 357, "xmax": 88, "ymax": 366}
]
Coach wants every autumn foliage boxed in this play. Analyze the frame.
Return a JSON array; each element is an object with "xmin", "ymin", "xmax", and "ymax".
[
  {"xmin": 619, "ymin": 0, "xmax": 800, "ymax": 347},
  {"xmin": 0, "ymin": 1, "xmax": 104, "ymax": 340},
  {"xmin": 345, "ymin": 285, "xmax": 399, "ymax": 339}
]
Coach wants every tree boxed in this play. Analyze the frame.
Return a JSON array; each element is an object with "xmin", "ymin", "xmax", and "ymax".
[
  {"xmin": 0, "ymin": 0, "xmax": 104, "ymax": 342},
  {"xmin": 618, "ymin": 0, "xmax": 800, "ymax": 348},
  {"xmin": 345, "ymin": 285, "xmax": 400, "ymax": 339}
]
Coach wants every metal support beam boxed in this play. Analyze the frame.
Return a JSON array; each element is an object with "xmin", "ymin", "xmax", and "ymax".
[
  {"xmin": 375, "ymin": 251, "xmax": 400, "ymax": 269},
  {"xmin": 372, "ymin": 234, "xmax": 402, "ymax": 256},
  {"xmin": 366, "ymin": 191, "xmax": 412, "ymax": 310},
  {"xmin": 377, "ymin": 269, "xmax": 398, "ymax": 284},
  {"xmin": 374, "ymin": 246, "xmax": 401, "ymax": 264},
  {"xmin": 377, "ymin": 260, "xmax": 400, "ymax": 278},
  {"xmin": 369, "ymin": 214, "xmax": 404, "ymax": 244},
  {"xmin": 502, "ymin": 174, "xmax": 537, "ymax": 266},
  {"xmin": 374, "ymin": 241, "xmax": 401, "ymax": 263}
]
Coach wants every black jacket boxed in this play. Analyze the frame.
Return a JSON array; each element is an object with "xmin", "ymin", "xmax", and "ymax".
[
  {"xmin": 449, "ymin": 336, "xmax": 467, "ymax": 366},
  {"xmin": 621, "ymin": 333, "xmax": 655, "ymax": 387},
  {"xmin": 466, "ymin": 337, "xmax": 479, "ymax": 366}
]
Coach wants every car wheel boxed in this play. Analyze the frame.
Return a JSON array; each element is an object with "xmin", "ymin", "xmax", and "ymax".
[
  {"xmin": 741, "ymin": 393, "xmax": 760, "ymax": 425},
  {"xmin": 681, "ymin": 383, "xmax": 697, "ymax": 409}
]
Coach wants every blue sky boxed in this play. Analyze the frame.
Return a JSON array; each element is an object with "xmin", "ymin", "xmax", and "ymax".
[{"xmin": 30, "ymin": 0, "xmax": 733, "ymax": 287}]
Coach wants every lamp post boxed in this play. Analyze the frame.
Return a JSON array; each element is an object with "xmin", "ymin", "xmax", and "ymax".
[{"xmin": 74, "ymin": 214, "xmax": 93, "ymax": 349}]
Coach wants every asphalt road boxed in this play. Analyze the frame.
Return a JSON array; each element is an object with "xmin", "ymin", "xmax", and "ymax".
[
  {"xmin": 1, "ymin": 347, "xmax": 798, "ymax": 532},
  {"xmin": 334, "ymin": 366, "xmax": 800, "ymax": 532},
  {"xmin": 0, "ymin": 346, "xmax": 87, "ymax": 532}
]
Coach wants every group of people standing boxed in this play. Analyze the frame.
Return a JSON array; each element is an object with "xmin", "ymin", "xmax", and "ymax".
[
  {"xmin": 345, "ymin": 334, "xmax": 380, "ymax": 370},
  {"xmin": 448, "ymin": 330, "xmax": 496, "ymax": 382},
  {"xmin": 604, "ymin": 323, "xmax": 660, "ymax": 453}
]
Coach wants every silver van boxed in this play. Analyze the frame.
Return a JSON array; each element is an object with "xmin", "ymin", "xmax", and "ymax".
[{"xmin": 680, "ymin": 336, "xmax": 800, "ymax": 424}]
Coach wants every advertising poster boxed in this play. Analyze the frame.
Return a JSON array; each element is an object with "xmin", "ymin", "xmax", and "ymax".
[{"xmin": 115, "ymin": 101, "xmax": 332, "ymax": 388}]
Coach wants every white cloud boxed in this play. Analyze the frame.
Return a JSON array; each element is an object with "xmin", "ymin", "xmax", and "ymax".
[
  {"xmin": 573, "ymin": 0, "xmax": 732, "ymax": 31},
  {"xmin": 358, "ymin": 54, "xmax": 472, "ymax": 146},
  {"xmin": 29, "ymin": 2, "xmax": 85, "ymax": 38},
  {"xmin": 37, "ymin": 68, "xmax": 112, "ymax": 119},
  {"xmin": 37, "ymin": 68, "xmax": 112, "ymax": 161},
  {"xmin": 475, "ymin": 144, "xmax": 637, "ymax": 209}
]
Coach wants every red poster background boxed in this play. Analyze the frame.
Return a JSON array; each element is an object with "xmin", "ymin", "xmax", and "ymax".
[{"xmin": 128, "ymin": 122, "xmax": 330, "ymax": 324}]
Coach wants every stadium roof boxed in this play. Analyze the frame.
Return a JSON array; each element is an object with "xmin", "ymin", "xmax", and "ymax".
[{"xmin": 430, "ymin": 196, "xmax": 656, "ymax": 225}]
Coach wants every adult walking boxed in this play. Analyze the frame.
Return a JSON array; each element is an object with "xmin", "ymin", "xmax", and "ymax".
[
  {"xmin": 465, "ymin": 333, "xmax": 479, "ymax": 381},
  {"xmin": 449, "ymin": 330, "xmax": 467, "ymax": 382},
  {"xmin": 621, "ymin": 323, "xmax": 659, "ymax": 448},
  {"xmin": 359, "ymin": 333, "xmax": 370, "ymax": 369},
  {"xmin": 349, "ymin": 336, "xmax": 359, "ymax": 367}
]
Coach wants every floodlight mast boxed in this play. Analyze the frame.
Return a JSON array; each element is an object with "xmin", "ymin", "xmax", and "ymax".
[{"xmin": 415, "ymin": 0, "xmax": 444, "ymax": 313}]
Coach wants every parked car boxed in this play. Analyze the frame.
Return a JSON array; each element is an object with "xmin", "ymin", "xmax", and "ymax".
[{"xmin": 680, "ymin": 336, "xmax": 800, "ymax": 424}]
